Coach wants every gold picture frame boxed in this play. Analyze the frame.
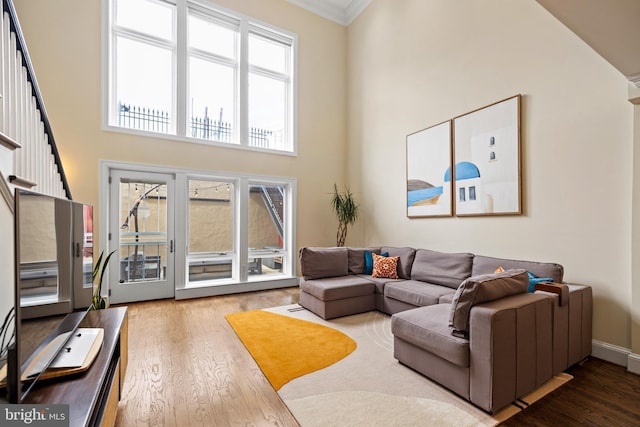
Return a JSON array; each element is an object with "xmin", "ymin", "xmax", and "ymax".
[
  {"xmin": 452, "ymin": 95, "xmax": 522, "ymax": 216},
  {"xmin": 406, "ymin": 120, "xmax": 453, "ymax": 218}
]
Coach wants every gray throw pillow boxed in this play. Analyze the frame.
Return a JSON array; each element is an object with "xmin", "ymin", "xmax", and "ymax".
[{"xmin": 449, "ymin": 269, "xmax": 528, "ymax": 338}]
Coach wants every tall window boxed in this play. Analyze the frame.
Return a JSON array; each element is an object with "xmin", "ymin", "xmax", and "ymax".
[
  {"xmin": 248, "ymin": 183, "xmax": 286, "ymax": 277},
  {"xmin": 183, "ymin": 177, "xmax": 293, "ymax": 288},
  {"xmin": 106, "ymin": 0, "xmax": 297, "ymax": 153},
  {"xmin": 187, "ymin": 179, "xmax": 235, "ymax": 283}
]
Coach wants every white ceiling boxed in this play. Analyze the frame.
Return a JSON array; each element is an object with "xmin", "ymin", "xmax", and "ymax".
[
  {"xmin": 535, "ymin": 0, "xmax": 640, "ymax": 87},
  {"xmin": 286, "ymin": 0, "xmax": 372, "ymax": 26}
]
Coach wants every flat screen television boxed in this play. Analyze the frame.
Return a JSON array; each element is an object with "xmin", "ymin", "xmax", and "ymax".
[{"xmin": 0, "ymin": 189, "xmax": 94, "ymax": 403}]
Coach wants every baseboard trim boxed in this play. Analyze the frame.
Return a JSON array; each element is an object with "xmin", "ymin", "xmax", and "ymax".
[
  {"xmin": 627, "ymin": 353, "xmax": 640, "ymax": 375},
  {"xmin": 592, "ymin": 339, "xmax": 631, "ymax": 367},
  {"xmin": 175, "ymin": 277, "xmax": 300, "ymax": 300}
]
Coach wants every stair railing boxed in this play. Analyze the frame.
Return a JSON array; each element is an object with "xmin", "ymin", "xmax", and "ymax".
[
  {"xmin": 260, "ymin": 185, "xmax": 284, "ymax": 239},
  {"xmin": 0, "ymin": 0, "xmax": 71, "ymax": 200}
]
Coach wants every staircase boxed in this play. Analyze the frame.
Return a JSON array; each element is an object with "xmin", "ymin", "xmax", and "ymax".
[
  {"xmin": 257, "ymin": 185, "xmax": 284, "ymax": 240},
  {"xmin": 0, "ymin": 0, "xmax": 71, "ymax": 209}
]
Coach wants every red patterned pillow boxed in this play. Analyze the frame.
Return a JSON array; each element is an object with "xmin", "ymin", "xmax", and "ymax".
[{"xmin": 372, "ymin": 253, "xmax": 399, "ymax": 279}]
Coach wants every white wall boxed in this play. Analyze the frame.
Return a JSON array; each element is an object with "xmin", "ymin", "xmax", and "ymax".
[{"xmin": 347, "ymin": 0, "xmax": 634, "ymax": 349}]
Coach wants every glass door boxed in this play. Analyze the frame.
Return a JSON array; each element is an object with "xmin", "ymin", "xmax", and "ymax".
[{"xmin": 108, "ymin": 170, "xmax": 175, "ymax": 303}]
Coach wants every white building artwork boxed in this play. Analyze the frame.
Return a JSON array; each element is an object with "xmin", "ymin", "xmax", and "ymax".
[
  {"xmin": 453, "ymin": 95, "xmax": 521, "ymax": 215},
  {"xmin": 444, "ymin": 162, "xmax": 483, "ymax": 215}
]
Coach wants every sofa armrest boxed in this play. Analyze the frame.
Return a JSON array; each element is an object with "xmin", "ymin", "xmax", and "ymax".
[
  {"xmin": 534, "ymin": 282, "xmax": 569, "ymax": 306},
  {"xmin": 469, "ymin": 293, "xmax": 553, "ymax": 413}
]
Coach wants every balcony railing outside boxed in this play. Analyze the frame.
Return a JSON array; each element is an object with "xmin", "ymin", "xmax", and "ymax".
[{"xmin": 118, "ymin": 102, "xmax": 279, "ymax": 149}]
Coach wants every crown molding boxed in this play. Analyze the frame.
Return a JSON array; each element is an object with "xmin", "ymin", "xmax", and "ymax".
[
  {"xmin": 627, "ymin": 72, "xmax": 640, "ymax": 88},
  {"xmin": 286, "ymin": 0, "xmax": 372, "ymax": 26},
  {"xmin": 344, "ymin": 0, "xmax": 372, "ymax": 24}
]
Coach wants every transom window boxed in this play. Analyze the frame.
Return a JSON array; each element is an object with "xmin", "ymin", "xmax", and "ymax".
[{"xmin": 105, "ymin": 0, "xmax": 297, "ymax": 153}]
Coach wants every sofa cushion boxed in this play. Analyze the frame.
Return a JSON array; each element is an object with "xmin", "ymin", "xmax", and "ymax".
[
  {"xmin": 299, "ymin": 247, "xmax": 348, "ymax": 280},
  {"xmin": 357, "ymin": 274, "xmax": 403, "ymax": 295},
  {"xmin": 411, "ymin": 249, "xmax": 474, "ymax": 289},
  {"xmin": 472, "ymin": 255, "xmax": 563, "ymax": 284},
  {"xmin": 449, "ymin": 269, "xmax": 529, "ymax": 337},
  {"xmin": 348, "ymin": 247, "xmax": 382, "ymax": 275},
  {"xmin": 372, "ymin": 253, "xmax": 399, "ymax": 279},
  {"xmin": 439, "ymin": 293, "xmax": 455, "ymax": 304},
  {"xmin": 385, "ymin": 280, "xmax": 455, "ymax": 307},
  {"xmin": 381, "ymin": 246, "xmax": 416, "ymax": 279},
  {"xmin": 392, "ymin": 304, "xmax": 470, "ymax": 367},
  {"xmin": 299, "ymin": 276, "xmax": 375, "ymax": 301}
]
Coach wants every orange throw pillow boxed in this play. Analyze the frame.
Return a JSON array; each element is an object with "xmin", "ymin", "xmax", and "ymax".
[{"xmin": 372, "ymin": 252, "xmax": 399, "ymax": 279}]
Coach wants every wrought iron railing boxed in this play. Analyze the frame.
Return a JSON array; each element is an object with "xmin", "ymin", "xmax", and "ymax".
[{"xmin": 118, "ymin": 102, "xmax": 277, "ymax": 148}]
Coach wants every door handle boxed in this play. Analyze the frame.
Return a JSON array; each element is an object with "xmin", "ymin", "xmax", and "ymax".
[{"xmin": 170, "ymin": 240, "xmax": 174, "ymax": 253}]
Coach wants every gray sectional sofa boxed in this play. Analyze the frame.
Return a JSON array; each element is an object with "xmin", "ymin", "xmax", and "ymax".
[{"xmin": 298, "ymin": 246, "xmax": 592, "ymax": 413}]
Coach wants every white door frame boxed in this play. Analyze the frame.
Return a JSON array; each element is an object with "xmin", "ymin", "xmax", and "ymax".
[
  {"xmin": 99, "ymin": 160, "xmax": 298, "ymax": 302},
  {"xmin": 101, "ymin": 164, "xmax": 176, "ymax": 304}
]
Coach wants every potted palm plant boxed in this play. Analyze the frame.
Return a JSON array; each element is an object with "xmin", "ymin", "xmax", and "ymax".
[
  {"xmin": 91, "ymin": 250, "xmax": 116, "ymax": 310},
  {"xmin": 330, "ymin": 183, "xmax": 359, "ymax": 247}
]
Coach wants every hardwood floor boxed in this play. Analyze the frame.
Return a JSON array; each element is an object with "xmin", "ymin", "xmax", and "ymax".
[
  {"xmin": 114, "ymin": 288, "xmax": 300, "ymax": 427},
  {"xmin": 115, "ymin": 287, "xmax": 640, "ymax": 427},
  {"xmin": 504, "ymin": 357, "xmax": 640, "ymax": 426}
]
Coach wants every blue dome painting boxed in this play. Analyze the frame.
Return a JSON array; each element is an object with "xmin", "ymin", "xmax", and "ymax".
[{"xmin": 444, "ymin": 162, "xmax": 481, "ymax": 182}]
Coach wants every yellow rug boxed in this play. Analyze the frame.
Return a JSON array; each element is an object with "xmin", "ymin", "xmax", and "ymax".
[{"xmin": 225, "ymin": 310, "xmax": 356, "ymax": 390}]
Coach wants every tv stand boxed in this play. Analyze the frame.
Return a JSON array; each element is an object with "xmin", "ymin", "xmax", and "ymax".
[{"xmin": 24, "ymin": 307, "xmax": 128, "ymax": 427}]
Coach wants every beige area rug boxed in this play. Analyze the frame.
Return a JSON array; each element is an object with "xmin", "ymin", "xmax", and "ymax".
[{"xmin": 261, "ymin": 304, "xmax": 572, "ymax": 427}]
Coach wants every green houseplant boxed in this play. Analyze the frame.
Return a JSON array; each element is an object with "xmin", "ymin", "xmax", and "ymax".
[
  {"xmin": 91, "ymin": 250, "xmax": 116, "ymax": 310},
  {"xmin": 330, "ymin": 183, "xmax": 359, "ymax": 247}
]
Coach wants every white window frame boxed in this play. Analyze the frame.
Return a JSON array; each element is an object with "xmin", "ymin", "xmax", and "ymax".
[
  {"xmin": 99, "ymin": 161, "xmax": 298, "ymax": 301},
  {"xmin": 101, "ymin": 0, "xmax": 298, "ymax": 155}
]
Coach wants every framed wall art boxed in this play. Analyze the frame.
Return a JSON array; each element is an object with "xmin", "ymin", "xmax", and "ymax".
[
  {"xmin": 406, "ymin": 120, "xmax": 453, "ymax": 218},
  {"xmin": 452, "ymin": 95, "xmax": 522, "ymax": 216}
]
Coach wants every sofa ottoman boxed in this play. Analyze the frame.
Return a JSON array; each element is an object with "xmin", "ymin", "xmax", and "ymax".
[
  {"xmin": 392, "ymin": 303, "xmax": 471, "ymax": 399},
  {"xmin": 299, "ymin": 276, "xmax": 376, "ymax": 319}
]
